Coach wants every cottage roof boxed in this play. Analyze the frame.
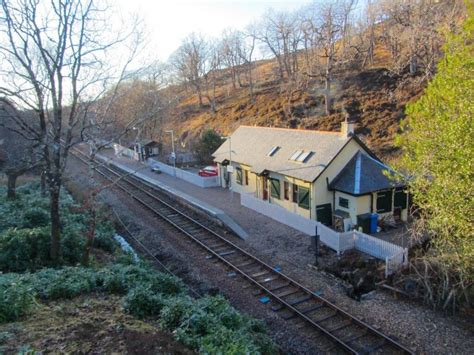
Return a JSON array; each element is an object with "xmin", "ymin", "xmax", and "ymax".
[
  {"xmin": 213, "ymin": 125, "xmax": 353, "ymax": 182},
  {"xmin": 329, "ymin": 151, "xmax": 404, "ymax": 195}
]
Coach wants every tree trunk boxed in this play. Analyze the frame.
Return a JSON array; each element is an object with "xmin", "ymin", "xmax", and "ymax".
[
  {"xmin": 324, "ymin": 77, "xmax": 331, "ymax": 115},
  {"xmin": 82, "ymin": 199, "xmax": 96, "ymax": 266},
  {"xmin": 40, "ymin": 170, "xmax": 46, "ymax": 197},
  {"xmin": 50, "ymin": 183, "xmax": 61, "ymax": 262},
  {"xmin": 7, "ymin": 174, "xmax": 17, "ymax": 199}
]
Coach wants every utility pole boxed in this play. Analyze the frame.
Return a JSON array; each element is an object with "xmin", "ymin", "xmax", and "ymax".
[{"xmin": 165, "ymin": 130, "xmax": 176, "ymax": 176}]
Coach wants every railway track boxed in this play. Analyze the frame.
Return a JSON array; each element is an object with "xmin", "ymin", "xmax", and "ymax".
[{"xmin": 71, "ymin": 149, "xmax": 413, "ymax": 354}]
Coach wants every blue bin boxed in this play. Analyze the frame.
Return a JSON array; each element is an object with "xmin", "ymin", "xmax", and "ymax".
[{"xmin": 369, "ymin": 213, "xmax": 378, "ymax": 233}]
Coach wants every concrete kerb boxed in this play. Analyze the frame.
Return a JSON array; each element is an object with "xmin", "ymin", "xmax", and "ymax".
[{"xmin": 96, "ymin": 154, "xmax": 249, "ymax": 240}]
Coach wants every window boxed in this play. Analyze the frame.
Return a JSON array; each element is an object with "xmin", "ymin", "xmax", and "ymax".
[
  {"xmin": 284, "ymin": 181, "xmax": 290, "ymax": 200},
  {"xmin": 244, "ymin": 170, "xmax": 249, "ymax": 185},
  {"xmin": 270, "ymin": 178, "xmax": 280, "ymax": 199},
  {"xmin": 296, "ymin": 151, "xmax": 314, "ymax": 163},
  {"xmin": 376, "ymin": 191, "xmax": 393, "ymax": 213},
  {"xmin": 292, "ymin": 184, "xmax": 298, "ymax": 203},
  {"xmin": 290, "ymin": 150, "xmax": 303, "ymax": 161},
  {"xmin": 339, "ymin": 197, "xmax": 349, "ymax": 209},
  {"xmin": 394, "ymin": 188, "xmax": 407, "ymax": 209},
  {"xmin": 236, "ymin": 167, "xmax": 242, "ymax": 185},
  {"xmin": 298, "ymin": 186, "xmax": 310, "ymax": 210},
  {"xmin": 267, "ymin": 146, "xmax": 280, "ymax": 157}
]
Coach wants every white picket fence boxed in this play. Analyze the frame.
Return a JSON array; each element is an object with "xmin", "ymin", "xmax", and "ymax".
[{"xmin": 241, "ymin": 192, "xmax": 408, "ymax": 276}]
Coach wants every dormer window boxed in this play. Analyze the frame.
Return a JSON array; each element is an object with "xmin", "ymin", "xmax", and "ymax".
[{"xmin": 268, "ymin": 146, "xmax": 280, "ymax": 157}]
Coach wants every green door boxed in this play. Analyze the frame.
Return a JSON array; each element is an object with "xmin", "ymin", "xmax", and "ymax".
[{"xmin": 316, "ymin": 203, "xmax": 332, "ymax": 226}]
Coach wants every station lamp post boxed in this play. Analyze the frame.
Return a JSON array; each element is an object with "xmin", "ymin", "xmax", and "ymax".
[{"xmin": 165, "ymin": 129, "xmax": 176, "ymax": 176}]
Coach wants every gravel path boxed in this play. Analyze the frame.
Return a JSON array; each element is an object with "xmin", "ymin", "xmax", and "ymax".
[{"xmin": 65, "ymin": 152, "xmax": 474, "ymax": 354}]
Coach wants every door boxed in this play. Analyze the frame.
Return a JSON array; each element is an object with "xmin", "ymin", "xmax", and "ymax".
[
  {"xmin": 316, "ymin": 203, "xmax": 332, "ymax": 226},
  {"xmin": 262, "ymin": 176, "xmax": 268, "ymax": 200}
]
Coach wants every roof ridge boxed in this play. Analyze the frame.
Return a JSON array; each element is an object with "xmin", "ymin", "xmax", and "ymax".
[{"xmin": 239, "ymin": 125, "xmax": 344, "ymax": 136}]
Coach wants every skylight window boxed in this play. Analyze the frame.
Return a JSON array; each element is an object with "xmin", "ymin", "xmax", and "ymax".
[
  {"xmin": 268, "ymin": 146, "xmax": 280, "ymax": 157},
  {"xmin": 297, "ymin": 151, "xmax": 314, "ymax": 163},
  {"xmin": 290, "ymin": 150, "xmax": 303, "ymax": 161}
]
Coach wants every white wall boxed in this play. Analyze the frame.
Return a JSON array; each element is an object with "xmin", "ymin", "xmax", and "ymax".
[{"xmin": 147, "ymin": 158, "xmax": 219, "ymax": 188}]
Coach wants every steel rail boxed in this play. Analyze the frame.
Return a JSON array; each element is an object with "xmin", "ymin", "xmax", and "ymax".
[{"xmin": 71, "ymin": 149, "xmax": 413, "ymax": 355}]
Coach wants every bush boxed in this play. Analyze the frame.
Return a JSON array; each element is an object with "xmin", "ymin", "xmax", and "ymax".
[
  {"xmin": 0, "ymin": 276, "xmax": 34, "ymax": 323},
  {"xmin": 100, "ymin": 264, "xmax": 185, "ymax": 296},
  {"xmin": 0, "ymin": 226, "xmax": 85, "ymax": 273},
  {"xmin": 198, "ymin": 327, "xmax": 260, "ymax": 354},
  {"xmin": 93, "ymin": 221, "xmax": 117, "ymax": 253},
  {"xmin": 123, "ymin": 285, "xmax": 167, "ymax": 318},
  {"xmin": 159, "ymin": 296, "xmax": 194, "ymax": 331},
  {"xmin": 164, "ymin": 295, "xmax": 276, "ymax": 354},
  {"xmin": 31, "ymin": 267, "xmax": 98, "ymax": 300},
  {"xmin": 22, "ymin": 208, "xmax": 50, "ymax": 228},
  {"xmin": 0, "ymin": 228, "xmax": 51, "ymax": 272}
]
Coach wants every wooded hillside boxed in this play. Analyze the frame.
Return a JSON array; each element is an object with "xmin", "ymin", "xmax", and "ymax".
[{"xmin": 127, "ymin": 0, "xmax": 466, "ymax": 159}]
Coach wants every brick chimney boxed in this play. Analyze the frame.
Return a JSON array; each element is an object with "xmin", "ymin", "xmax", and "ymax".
[{"xmin": 341, "ymin": 113, "xmax": 354, "ymax": 138}]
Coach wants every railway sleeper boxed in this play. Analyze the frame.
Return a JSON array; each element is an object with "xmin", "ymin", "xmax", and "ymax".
[
  {"xmin": 258, "ymin": 276, "xmax": 279, "ymax": 284},
  {"xmin": 235, "ymin": 261, "xmax": 256, "ymax": 269},
  {"xmin": 299, "ymin": 303, "xmax": 325, "ymax": 315},
  {"xmin": 276, "ymin": 288, "xmax": 301, "ymax": 299},
  {"xmin": 361, "ymin": 340, "xmax": 386, "ymax": 354},
  {"xmin": 289, "ymin": 295, "xmax": 312, "ymax": 307},
  {"xmin": 327, "ymin": 320, "xmax": 352, "ymax": 333},
  {"xmin": 251, "ymin": 270, "xmax": 270, "ymax": 278},
  {"xmin": 313, "ymin": 311, "xmax": 338, "ymax": 324},
  {"xmin": 269, "ymin": 283, "xmax": 291, "ymax": 293},
  {"xmin": 218, "ymin": 250, "xmax": 236, "ymax": 257},
  {"xmin": 208, "ymin": 242, "xmax": 227, "ymax": 249}
]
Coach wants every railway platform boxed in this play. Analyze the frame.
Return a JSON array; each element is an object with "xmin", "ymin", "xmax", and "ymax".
[{"xmin": 93, "ymin": 148, "xmax": 250, "ymax": 239}]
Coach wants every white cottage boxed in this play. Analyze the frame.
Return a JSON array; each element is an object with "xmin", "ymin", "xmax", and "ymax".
[{"xmin": 213, "ymin": 122, "xmax": 409, "ymax": 233}]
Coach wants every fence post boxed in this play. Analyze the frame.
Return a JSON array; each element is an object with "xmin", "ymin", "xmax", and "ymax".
[{"xmin": 312, "ymin": 225, "xmax": 320, "ymax": 266}]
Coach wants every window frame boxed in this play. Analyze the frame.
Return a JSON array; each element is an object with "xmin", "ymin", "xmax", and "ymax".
[
  {"xmin": 284, "ymin": 181, "xmax": 290, "ymax": 200},
  {"xmin": 298, "ymin": 186, "xmax": 310, "ymax": 210},
  {"xmin": 339, "ymin": 197, "xmax": 349, "ymax": 209},
  {"xmin": 292, "ymin": 184, "xmax": 298, "ymax": 203},
  {"xmin": 270, "ymin": 178, "xmax": 281, "ymax": 199},
  {"xmin": 236, "ymin": 167, "xmax": 243, "ymax": 185},
  {"xmin": 394, "ymin": 188, "xmax": 407, "ymax": 209},
  {"xmin": 376, "ymin": 190, "xmax": 393, "ymax": 213}
]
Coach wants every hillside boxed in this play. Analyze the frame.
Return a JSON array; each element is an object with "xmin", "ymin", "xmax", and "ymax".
[{"xmin": 162, "ymin": 49, "xmax": 427, "ymax": 159}]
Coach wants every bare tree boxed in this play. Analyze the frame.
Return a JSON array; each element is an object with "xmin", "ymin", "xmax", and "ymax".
[
  {"xmin": 202, "ymin": 43, "xmax": 221, "ymax": 114},
  {"xmin": 0, "ymin": 99, "xmax": 40, "ymax": 198},
  {"xmin": 379, "ymin": 0, "xmax": 459, "ymax": 77},
  {"xmin": 302, "ymin": 1, "xmax": 346, "ymax": 114},
  {"xmin": 0, "ymin": 0, "xmax": 143, "ymax": 262},
  {"xmin": 237, "ymin": 28, "xmax": 257, "ymax": 102},
  {"xmin": 171, "ymin": 33, "xmax": 209, "ymax": 107},
  {"xmin": 256, "ymin": 9, "xmax": 302, "ymax": 81},
  {"xmin": 219, "ymin": 29, "xmax": 244, "ymax": 89}
]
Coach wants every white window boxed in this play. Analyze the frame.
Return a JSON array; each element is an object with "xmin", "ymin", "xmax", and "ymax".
[
  {"xmin": 290, "ymin": 150, "xmax": 303, "ymax": 161},
  {"xmin": 296, "ymin": 151, "xmax": 313, "ymax": 163},
  {"xmin": 267, "ymin": 146, "xmax": 280, "ymax": 157}
]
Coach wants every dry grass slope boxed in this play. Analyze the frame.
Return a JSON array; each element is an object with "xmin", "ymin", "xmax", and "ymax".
[{"xmin": 162, "ymin": 45, "xmax": 428, "ymax": 159}]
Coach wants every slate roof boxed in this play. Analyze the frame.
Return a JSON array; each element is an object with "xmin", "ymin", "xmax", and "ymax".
[
  {"xmin": 329, "ymin": 151, "xmax": 404, "ymax": 195},
  {"xmin": 212, "ymin": 125, "xmax": 352, "ymax": 182}
]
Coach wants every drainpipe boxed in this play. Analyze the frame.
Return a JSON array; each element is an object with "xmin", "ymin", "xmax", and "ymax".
[{"xmin": 309, "ymin": 183, "xmax": 312, "ymax": 219}]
